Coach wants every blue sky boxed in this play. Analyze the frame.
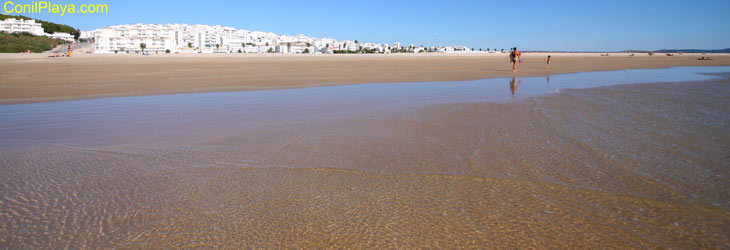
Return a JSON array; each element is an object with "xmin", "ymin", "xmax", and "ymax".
[{"xmin": 7, "ymin": 0, "xmax": 730, "ymax": 51}]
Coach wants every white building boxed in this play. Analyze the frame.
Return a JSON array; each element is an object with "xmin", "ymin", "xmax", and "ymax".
[
  {"xmin": 282, "ymin": 42, "xmax": 308, "ymax": 54},
  {"xmin": 275, "ymin": 44, "xmax": 288, "ymax": 53},
  {"xmin": 92, "ymin": 24, "xmax": 176, "ymax": 53},
  {"xmin": 0, "ymin": 18, "xmax": 45, "ymax": 36},
  {"xmin": 48, "ymin": 32, "xmax": 75, "ymax": 42},
  {"xmin": 90, "ymin": 23, "xmax": 278, "ymax": 54},
  {"xmin": 1, "ymin": 17, "xmax": 80, "ymax": 43},
  {"xmin": 242, "ymin": 45, "xmax": 260, "ymax": 53},
  {"xmin": 321, "ymin": 46, "xmax": 339, "ymax": 54},
  {"xmin": 84, "ymin": 22, "xmax": 479, "ymax": 54},
  {"xmin": 453, "ymin": 46, "xmax": 471, "ymax": 52}
]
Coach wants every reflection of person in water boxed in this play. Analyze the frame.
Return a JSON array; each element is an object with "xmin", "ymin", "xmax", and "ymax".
[
  {"xmin": 546, "ymin": 75, "xmax": 551, "ymax": 84},
  {"xmin": 510, "ymin": 77, "xmax": 521, "ymax": 96}
]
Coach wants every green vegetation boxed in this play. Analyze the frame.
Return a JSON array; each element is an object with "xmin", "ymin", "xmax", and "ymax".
[
  {"xmin": 0, "ymin": 32, "xmax": 68, "ymax": 53},
  {"xmin": 0, "ymin": 14, "xmax": 79, "ymax": 53},
  {"xmin": 0, "ymin": 13, "xmax": 80, "ymax": 40}
]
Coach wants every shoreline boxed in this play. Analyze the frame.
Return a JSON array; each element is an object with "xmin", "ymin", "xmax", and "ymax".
[
  {"xmin": 1, "ymin": 53, "xmax": 729, "ymax": 104},
  {"xmin": 2, "ymin": 65, "xmax": 728, "ymax": 107}
]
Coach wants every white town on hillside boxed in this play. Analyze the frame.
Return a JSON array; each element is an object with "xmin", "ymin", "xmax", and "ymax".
[
  {"xmin": 1, "ymin": 14, "xmax": 505, "ymax": 54},
  {"xmin": 80, "ymin": 23, "xmax": 501, "ymax": 54}
]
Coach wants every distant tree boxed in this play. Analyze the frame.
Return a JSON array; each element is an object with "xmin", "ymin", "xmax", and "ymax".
[
  {"xmin": 267, "ymin": 47, "xmax": 274, "ymax": 53},
  {"xmin": 215, "ymin": 44, "xmax": 220, "ymax": 50},
  {"xmin": 305, "ymin": 42, "xmax": 311, "ymax": 47},
  {"xmin": 140, "ymin": 43, "xmax": 146, "ymax": 53},
  {"xmin": 479, "ymin": 48, "xmax": 482, "ymax": 51},
  {"xmin": 287, "ymin": 42, "xmax": 291, "ymax": 53},
  {"xmin": 266, "ymin": 42, "xmax": 269, "ymax": 46},
  {"xmin": 188, "ymin": 42, "xmax": 193, "ymax": 48},
  {"xmin": 165, "ymin": 49, "xmax": 170, "ymax": 53},
  {"xmin": 238, "ymin": 49, "xmax": 242, "ymax": 53},
  {"xmin": 326, "ymin": 43, "xmax": 330, "ymax": 48},
  {"xmin": 303, "ymin": 48, "xmax": 309, "ymax": 54},
  {"xmin": 354, "ymin": 40, "xmax": 359, "ymax": 43}
]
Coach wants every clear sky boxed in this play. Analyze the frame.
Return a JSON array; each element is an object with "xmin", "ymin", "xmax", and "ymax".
[{"xmin": 7, "ymin": 0, "xmax": 730, "ymax": 51}]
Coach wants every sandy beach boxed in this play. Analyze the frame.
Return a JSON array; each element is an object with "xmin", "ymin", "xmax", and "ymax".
[
  {"xmin": 1, "ymin": 53, "xmax": 729, "ymax": 104},
  {"xmin": 3, "ymin": 0, "xmax": 730, "ymax": 247},
  {"xmin": 2, "ymin": 50, "xmax": 730, "ymax": 249}
]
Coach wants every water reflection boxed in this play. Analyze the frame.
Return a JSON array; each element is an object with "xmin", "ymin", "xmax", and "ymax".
[
  {"xmin": 510, "ymin": 77, "xmax": 522, "ymax": 96},
  {"xmin": 546, "ymin": 75, "xmax": 551, "ymax": 84}
]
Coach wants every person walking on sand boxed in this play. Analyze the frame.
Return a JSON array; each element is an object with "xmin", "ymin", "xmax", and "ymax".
[
  {"xmin": 510, "ymin": 47, "xmax": 521, "ymax": 72},
  {"xmin": 546, "ymin": 55, "xmax": 552, "ymax": 69}
]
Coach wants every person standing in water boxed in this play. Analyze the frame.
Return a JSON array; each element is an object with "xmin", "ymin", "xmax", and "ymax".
[
  {"xmin": 510, "ymin": 47, "xmax": 521, "ymax": 72},
  {"xmin": 546, "ymin": 55, "xmax": 552, "ymax": 69}
]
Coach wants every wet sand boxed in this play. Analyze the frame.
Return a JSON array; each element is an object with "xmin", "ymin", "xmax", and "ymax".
[
  {"xmin": 1, "ymin": 53, "xmax": 729, "ymax": 104},
  {"xmin": 1, "ymin": 73, "xmax": 729, "ymax": 248}
]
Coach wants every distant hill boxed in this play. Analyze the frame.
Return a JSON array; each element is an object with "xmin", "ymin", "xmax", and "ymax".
[{"xmin": 0, "ymin": 13, "xmax": 80, "ymax": 39}]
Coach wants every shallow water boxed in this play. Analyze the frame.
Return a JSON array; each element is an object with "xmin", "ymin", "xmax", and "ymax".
[
  {"xmin": 1, "ymin": 66, "xmax": 729, "ymax": 147},
  {"xmin": 1, "ymin": 66, "xmax": 730, "ymax": 248}
]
